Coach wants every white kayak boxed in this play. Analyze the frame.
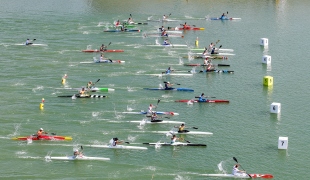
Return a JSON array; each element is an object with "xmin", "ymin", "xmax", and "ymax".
[
  {"xmin": 84, "ymin": 144, "xmax": 147, "ymax": 150},
  {"xmin": 80, "ymin": 60, "xmax": 125, "ymax": 64},
  {"xmin": 199, "ymin": 173, "xmax": 274, "ymax": 178},
  {"xmin": 15, "ymin": 43, "xmax": 48, "ymax": 46},
  {"xmin": 128, "ymin": 120, "xmax": 185, "ymax": 124},
  {"xmin": 146, "ymin": 44, "xmax": 187, "ymax": 47},
  {"xmin": 190, "ymin": 48, "xmax": 234, "ymax": 52},
  {"xmin": 143, "ymin": 142, "xmax": 206, "ymax": 146},
  {"xmin": 195, "ymin": 52, "xmax": 235, "ymax": 56},
  {"xmin": 45, "ymin": 155, "xmax": 110, "ymax": 161},
  {"xmin": 134, "ymin": 130, "xmax": 213, "ymax": 135},
  {"xmin": 146, "ymin": 73, "xmax": 193, "ymax": 76},
  {"xmin": 55, "ymin": 87, "xmax": 115, "ymax": 92},
  {"xmin": 121, "ymin": 111, "xmax": 179, "ymax": 116}
]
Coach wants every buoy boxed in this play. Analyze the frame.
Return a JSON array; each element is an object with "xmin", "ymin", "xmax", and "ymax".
[
  {"xmin": 39, "ymin": 98, "xmax": 44, "ymax": 110},
  {"xmin": 278, "ymin": 136, "xmax": 288, "ymax": 149},
  {"xmin": 262, "ymin": 55, "xmax": 271, "ymax": 64},
  {"xmin": 270, "ymin": 102, "xmax": 281, "ymax": 114},
  {"xmin": 263, "ymin": 76, "xmax": 273, "ymax": 86},
  {"xmin": 260, "ymin": 38, "xmax": 268, "ymax": 47},
  {"xmin": 195, "ymin": 37, "xmax": 199, "ymax": 47},
  {"xmin": 61, "ymin": 74, "xmax": 67, "ymax": 84}
]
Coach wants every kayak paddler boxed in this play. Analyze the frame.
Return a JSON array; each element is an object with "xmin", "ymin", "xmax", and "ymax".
[
  {"xmin": 87, "ymin": 81, "xmax": 94, "ymax": 89},
  {"xmin": 164, "ymin": 81, "xmax": 173, "ymax": 89},
  {"xmin": 73, "ymin": 149, "xmax": 82, "ymax": 157},
  {"xmin": 163, "ymin": 39, "xmax": 170, "ymax": 45},
  {"xmin": 208, "ymin": 43, "xmax": 214, "ymax": 53},
  {"xmin": 150, "ymin": 112, "xmax": 158, "ymax": 122},
  {"xmin": 165, "ymin": 67, "xmax": 171, "ymax": 74},
  {"xmin": 110, "ymin": 137, "xmax": 122, "ymax": 146},
  {"xmin": 220, "ymin": 13, "xmax": 227, "ymax": 20},
  {"xmin": 182, "ymin": 22, "xmax": 189, "ymax": 29},
  {"xmin": 171, "ymin": 134, "xmax": 181, "ymax": 144},
  {"xmin": 79, "ymin": 87, "xmax": 86, "ymax": 96},
  {"xmin": 232, "ymin": 164, "xmax": 246, "ymax": 176},
  {"xmin": 25, "ymin": 39, "xmax": 33, "ymax": 45},
  {"xmin": 159, "ymin": 26, "xmax": 165, "ymax": 32},
  {"xmin": 147, "ymin": 104, "xmax": 156, "ymax": 115},
  {"xmin": 161, "ymin": 30, "xmax": 168, "ymax": 37},
  {"xmin": 115, "ymin": 20, "xmax": 120, "ymax": 27},
  {"xmin": 198, "ymin": 93, "xmax": 207, "ymax": 102},
  {"xmin": 127, "ymin": 17, "xmax": 134, "ymax": 24},
  {"xmin": 36, "ymin": 128, "xmax": 48, "ymax": 139},
  {"xmin": 177, "ymin": 124, "xmax": 189, "ymax": 133},
  {"xmin": 99, "ymin": 44, "xmax": 107, "ymax": 51}
]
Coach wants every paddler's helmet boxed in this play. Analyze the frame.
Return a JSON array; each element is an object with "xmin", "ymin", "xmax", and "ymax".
[
  {"xmin": 113, "ymin": 137, "xmax": 118, "ymax": 141},
  {"xmin": 40, "ymin": 128, "xmax": 43, "ymax": 131}
]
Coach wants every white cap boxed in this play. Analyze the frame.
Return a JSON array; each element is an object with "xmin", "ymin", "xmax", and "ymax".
[
  {"xmin": 40, "ymin": 128, "xmax": 43, "ymax": 130},
  {"xmin": 167, "ymin": 82, "xmax": 170, "ymax": 84},
  {"xmin": 74, "ymin": 149, "xmax": 78, "ymax": 152}
]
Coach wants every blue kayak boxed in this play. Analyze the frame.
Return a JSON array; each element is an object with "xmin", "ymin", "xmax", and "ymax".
[
  {"xmin": 104, "ymin": 29, "xmax": 141, "ymax": 32},
  {"xmin": 144, "ymin": 87, "xmax": 194, "ymax": 92}
]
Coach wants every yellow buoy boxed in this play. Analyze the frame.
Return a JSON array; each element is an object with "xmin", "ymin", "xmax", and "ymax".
[
  {"xmin": 195, "ymin": 37, "xmax": 199, "ymax": 47},
  {"xmin": 263, "ymin": 76, "xmax": 273, "ymax": 86},
  {"xmin": 40, "ymin": 98, "xmax": 44, "ymax": 110}
]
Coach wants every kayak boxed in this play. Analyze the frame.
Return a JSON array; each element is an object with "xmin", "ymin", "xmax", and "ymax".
[
  {"xmin": 144, "ymin": 33, "xmax": 184, "ymax": 38},
  {"xmin": 210, "ymin": 17, "xmax": 241, "ymax": 20},
  {"xmin": 175, "ymin": 99, "xmax": 229, "ymax": 103},
  {"xmin": 82, "ymin": 49, "xmax": 124, "ymax": 53},
  {"xmin": 121, "ymin": 111, "xmax": 179, "ymax": 116},
  {"xmin": 196, "ymin": 70, "xmax": 234, "ymax": 73},
  {"xmin": 199, "ymin": 173, "xmax": 273, "ymax": 178},
  {"xmin": 145, "ymin": 44, "xmax": 187, "ymax": 47},
  {"xmin": 123, "ymin": 22, "xmax": 148, "ymax": 25},
  {"xmin": 80, "ymin": 60, "xmax": 125, "ymax": 64},
  {"xmin": 146, "ymin": 73, "xmax": 193, "ymax": 76},
  {"xmin": 190, "ymin": 48, "xmax": 234, "ymax": 52},
  {"xmin": 128, "ymin": 120, "xmax": 185, "ymax": 124},
  {"xmin": 85, "ymin": 144, "xmax": 147, "ymax": 150},
  {"xmin": 137, "ymin": 130, "xmax": 213, "ymax": 135},
  {"xmin": 46, "ymin": 155, "xmax": 110, "ymax": 161},
  {"xmin": 15, "ymin": 43, "xmax": 47, "ymax": 46},
  {"xmin": 104, "ymin": 29, "xmax": 141, "ymax": 32},
  {"xmin": 143, "ymin": 87, "xmax": 194, "ymax": 92},
  {"xmin": 58, "ymin": 94, "xmax": 107, "ymax": 98},
  {"xmin": 55, "ymin": 87, "xmax": 115, "ymax": 92},
  {"xmin": 184, "ymin": 55, "xmax": 228, "ymax": 59},
  {"xmin": 113, "ymin": 24, "xmax": 136, "ymax": 28},
  {"xmin": 183, "ymin": 63, "xmax": 230, "ymax": 67},
  {"xmin": 143, "ymin": 142, "xmax": 207, "ymax": 147},
  {"xmin": 12, "ymin": 135, "xmax": 72, "ymax": 141},
  {"xmin": 168, "ymin": 27, "xmax": 205, "ymax": 31}
]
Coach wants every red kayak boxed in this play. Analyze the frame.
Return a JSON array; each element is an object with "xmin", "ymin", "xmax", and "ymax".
[
  {"xmin": 82, "ymin": 49, "xmax": 124, "ymax": 53},
  {"xmin": 12, "ymin": 135, "xmax": 72, "ymax": 141},
  {"xmin": 249, "ymin": 174, "xmax": 274, "ymax": 178},
  {"xmin": 175, "ymin": 99, "xmax": 229, "ymax": 103}
]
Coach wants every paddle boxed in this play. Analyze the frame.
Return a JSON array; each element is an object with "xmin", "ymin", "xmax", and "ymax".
[
  {"xmin": 164, "ymin": 81, "xmax": 180, "ymax": 85},
  {"xmin": 179, "ymin": 137, "xmax": 191, "ymax": 143},
  {"xmin": 215, "ymin": 40, "xmax": 220, "ymax": 45},
  {"xmin": 174, "ymin": 126, "xmax": 198, "ymax": 129},
  {"xmin": 194, "ymin": 96, "xmax": 216, "ymax": 98},
  {"xmin": 233, "ymin": 157, "xmax": 251, "ymax": 178},
  {"xmin": 93, "ymin": 79, "xmax": 100, "ymax": 86},
  {"xmin": 80, "ymin": 145, "xmax": 84, "ymax": 155}
]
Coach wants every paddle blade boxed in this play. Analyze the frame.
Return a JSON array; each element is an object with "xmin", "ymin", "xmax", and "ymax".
[
  {"xmin": 192, "ymin": 127, "xmax": 198, "ymax": 129},
  {"xmin": 233, "ymin": 157, "xmax": 238, "ymax": 163},
  {"xmin": 81, "ymin": 146, "xmax": 83, "ymax": 150},
  {"xmin": 157, "ymin": 99, "xmax": 161, "ymax": 105}
]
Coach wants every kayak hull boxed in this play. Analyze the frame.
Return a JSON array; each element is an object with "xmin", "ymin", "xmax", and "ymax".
[
  {"xmin": 210, "ymin": 17, "xmax": 241, "ymax": 20},
  {"xmin": 184, "ymin": 63, "xmax": 230, "ymax": 67},
  {"xmin": 104, "ymin": 29, "xmax": 141, "ymax": 32},
  {"xmin": 198, "ymin": 70, "xmax": 234, "ymax": 73},
  {"xmin": 12, "ymin": 135, "xmax": 72, "ymax": 141},
  {"xmin": 55, "ymin": 87, "xmax": 114, "ymax": 92},
  {"xmin": 146, "ymin": 73, "xmax": 193, "ymax": 76},
  {"xmin": 128, "ymin": 120, "xmax": 185, "ymax": 124},
  {"xmin": 143, "ymin": 142, "xmax": 206, "ymax": 147},
  {"xmin": 146, "ymin": 44, "xmax": 187, "ymax": 47},
  {"xmin": 143, "ymin": 131, "xmax": 213, "ymax": 135},
  {"xmin": 121, "ymin": 111, "xmax": 179, "ymax": 116},
  {"xmin": 58, "ymin": 94, "xmax": 107, "ymax": 98},
  {"xmin": 46, "ymin": 155, "xmax": 110, "ymax": 161},
  {"xmin": 199, "ymin": 173, "xmax": 273, "ymax": 178},
  {"xmin": 80, "ymin": 60, "xmax": 125, "ymax": 64},
  {"xmin": 175, "ymin": 99, "xmax": 229, "ymax": 103},
  {"xmin": 82, "ymin": 49, "xmax": 124, "ymax": 53},
  {"xmin": 85, "ymin": 144, "xmax": 147, "ymax": 150},
  {"xmin": 143, "ymin": 87, "xmax": 194, "ymax": 92}
]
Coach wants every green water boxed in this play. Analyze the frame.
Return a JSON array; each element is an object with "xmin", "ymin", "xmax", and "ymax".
[{"xmin": 1, "ymin": 0, "xmax": 309, "ymax": 179}]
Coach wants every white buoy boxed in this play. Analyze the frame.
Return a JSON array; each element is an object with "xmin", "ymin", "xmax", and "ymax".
[
  {"xmin": 262, "ymin": 55, "xmax": 271, "ymax": 64},
  {"xmin": 260, "ymin": 38, "xmax": 268, "ymax": 46},
  {"xmin": 270, "ymin": 102, "xmax": 281, "ymax": 113},
  {"xmin": 278, "ymin": 136, "xmax": 288, "ymax": 149}
]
